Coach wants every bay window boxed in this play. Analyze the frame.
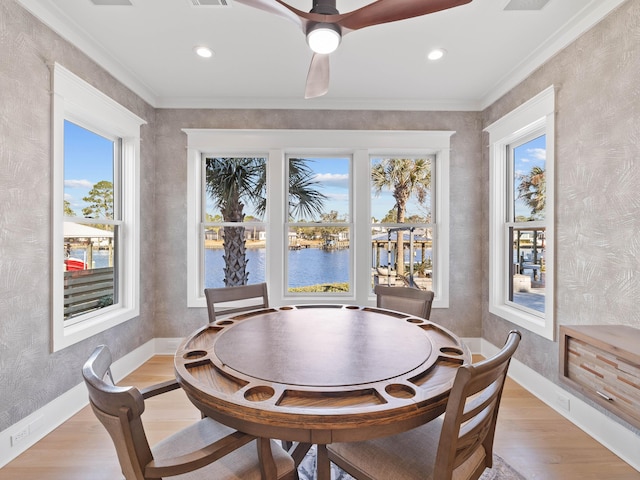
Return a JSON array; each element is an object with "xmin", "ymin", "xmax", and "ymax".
[{"xmin": 186, "ymin": 129, "xmax": 452, "ymax": 308}]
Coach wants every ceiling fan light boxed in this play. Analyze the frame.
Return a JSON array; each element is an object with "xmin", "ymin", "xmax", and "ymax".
[{"xmin": 307, "ymin": 24, "xmax": 341, "ymax": 54}]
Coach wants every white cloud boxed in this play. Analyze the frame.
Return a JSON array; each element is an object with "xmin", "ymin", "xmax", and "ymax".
[
  {"xmin": 64, "ymin": 179, "xmax": 93, "ymax": 188},
  {"xmin": 326, "ymin": 192, "xmax": 349, "ymax": 202},
  {"xmin": 527, "ymin": 148, "xmax": 546, "ymax": 160},
  {"xmin": 314, "ymin": 173, "xmax": 349, "ymax": 188}
]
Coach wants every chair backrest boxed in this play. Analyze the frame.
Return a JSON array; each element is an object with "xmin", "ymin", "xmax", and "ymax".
[
  {"xmin": 204, "ymin": 283, "xmax": 269, "ymax": 322},
  {"xmin": 374, "ymin": 285, "xmax": 435, "ymax": 319},
  {"xmin": 82, "ymin": 345, "xmax": 152, "ymax": 480},
  {"xmin": 434, "ymin": 330, "xmax": 521, "ymax": 480}
]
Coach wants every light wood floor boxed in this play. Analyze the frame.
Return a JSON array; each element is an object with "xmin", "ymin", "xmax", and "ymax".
[{"xmin": 1, "ymin": 355, "xmax": 638, "ymax": 480}]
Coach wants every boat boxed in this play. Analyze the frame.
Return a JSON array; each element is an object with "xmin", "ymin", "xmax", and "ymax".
[{"xmin": 64, "ymin": 258, "xmax": 86, "ymax": 271}]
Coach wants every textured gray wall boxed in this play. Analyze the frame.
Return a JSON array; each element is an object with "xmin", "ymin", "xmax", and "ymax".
[
  {"xmin": 482, "ymin": 0, "xmax": 640, "ymax": 431},
  {"xmin": 0, "ymin": 1, "xmax": 157, "ymax": 432}
]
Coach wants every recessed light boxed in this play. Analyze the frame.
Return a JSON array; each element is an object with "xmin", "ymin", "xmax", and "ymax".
[
  {"xmin": 427, "ymin": 48, "xmax": 446, "ymax": 61},
  {"xmin": 194, "ymin": 46, "xmax": 214, "ymax": 58}
]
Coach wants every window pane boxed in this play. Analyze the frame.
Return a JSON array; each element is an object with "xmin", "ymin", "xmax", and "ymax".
[
  {"xmin": 371, "ymin": 157, "xmax": 432, "ymax": 224},
  {"xmin": 288, "ymin": 157, "xmax": 348, "ymax": 222},
  {"xmin": 205, "ymin": 157, "xmax": 266, "ymax": 222},
  {"xmin": 372, "ymin": 227, "xmax": 433, "ymax": 290},
  {"xmin": 510, "ymin": 227, "xmax": 545, "ymax": 313},
  {"xmin": 371, "ymin": 157, "xmax": 433, "ymax": 293},
  {"xmin": 203, "ymin": 157, "xmax": 267, "ymax": 287},
  {"xmin": 287, "ymin": 157, "xmax": 350, "ymax": 293},
  {"xmin": 287, "ymin": 226, "xmax": 349, "ymax": 293},
  {"xmin": 64, "ymin": 223, "xmax": 117, "ymax": 322},
  {"xmin": 63, "ymin": 121, "xmax": 118, "ymax": 323},
  {"xmin": 512, "ymin": 135, "xmax": 546, "ymax": 222},
  {"xmin": 63, "ymin": 121, "xmax": 115, "ymax": 219}
]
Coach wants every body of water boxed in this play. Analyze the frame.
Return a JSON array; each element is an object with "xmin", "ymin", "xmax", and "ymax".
[
  {"xmin": 69, "ymin": 249, "xmax": 111, "ymax": 269},
  {"xmin": 205, "ymin": 247, "xmax": 351, "ymax": 288},
  {"xmin": 204, "ymin": 247, "xmax": 432, "ymax": 289}
]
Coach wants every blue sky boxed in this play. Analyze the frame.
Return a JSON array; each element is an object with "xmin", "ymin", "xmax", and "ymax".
[
  {"xmin": 303, "ymin": 157, "xmax": 350, "ymax": 220},
  {"xmin": 296, "ymin": 157, "xmax": 430, "ymax": 222},
  {"xmin": 64, "ymin": 120, "xmax": 114, "ymax": 216},
  {"xmin": 513, "ymin": 134, "xmax": 546, "ymax": 219}
]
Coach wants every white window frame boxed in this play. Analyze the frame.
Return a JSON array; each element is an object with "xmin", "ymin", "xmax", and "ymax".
[
  {"xmin": 485, "ymin": 86, "xmax": 555, "ymax": 340},
  {"xmin": 51, "ymin": 63, "xmax": 145, "ymax": 352},
  {"xmin": 185, "ymin": 129, "xmax": 452, "ymax": 309}
]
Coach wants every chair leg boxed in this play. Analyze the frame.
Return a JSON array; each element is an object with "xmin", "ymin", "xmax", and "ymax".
[
  {"xmin": 257, "ymin": 438, "xmax": 277, "ymax": 480},
  {"xmin": 290, "ymin": 442, "xmax": 312, "ymax": 466}
]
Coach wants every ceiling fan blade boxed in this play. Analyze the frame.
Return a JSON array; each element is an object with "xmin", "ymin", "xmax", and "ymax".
[
  {"xmin": 336, "ymin": 0, "xmax": 472, "ymax": 32},
  {"xmin": 304, "ymin": 53, "xmax": 330, "ymax": 99}
]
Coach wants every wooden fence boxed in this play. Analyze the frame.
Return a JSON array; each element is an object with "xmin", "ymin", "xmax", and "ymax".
[{"xmin": 64, "ymin": 267, "xmax": 114, "ymax": 319}]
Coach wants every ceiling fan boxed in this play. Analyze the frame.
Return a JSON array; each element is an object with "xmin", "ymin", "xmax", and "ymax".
[{"xmin": 232, "ymin": 0, "xmax": 472, "ymax": 98}]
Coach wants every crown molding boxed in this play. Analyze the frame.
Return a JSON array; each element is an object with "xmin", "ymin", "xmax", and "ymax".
[
  {"xmin": 18, "ymin": 0, "xmax": 159, "ymax": 106},
  {"xmin": 480, "ymin": 0, "xmax": 627, "ymax": 109}
]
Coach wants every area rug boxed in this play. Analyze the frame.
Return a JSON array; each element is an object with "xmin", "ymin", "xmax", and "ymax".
[{"xmin": 298, "ymin": 445, "xmax": 526, "ymax": 480}]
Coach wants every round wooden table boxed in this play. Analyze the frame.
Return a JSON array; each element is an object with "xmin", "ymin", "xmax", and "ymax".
[{"xmin": 175, "ymin": 304, "xmax": 470, "ymax": 480}]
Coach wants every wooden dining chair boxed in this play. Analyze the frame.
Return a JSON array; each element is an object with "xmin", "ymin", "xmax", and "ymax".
[
  {"xmin": 82, "ymin": 345, "xmax": 298, "ymax": 480},
  {"xmin": 204, "ymin": 282, "xmax": 270, "ymax": 322},
  {"xmin": 327, "ymin": 330, "xmax": 521, "ymax": 480},
  {"xmin": 374, "ymin": 285, "xmax": 435, "ymax": 319}
]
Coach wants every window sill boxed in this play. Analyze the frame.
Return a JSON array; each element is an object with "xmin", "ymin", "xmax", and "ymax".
[
  {"xmin": 52, "ymin": 306, "xmax": 139, "ymax": 352},
  {"xmin": 489, "ymin": 303, "xmax": 553, "ymax": 340}
]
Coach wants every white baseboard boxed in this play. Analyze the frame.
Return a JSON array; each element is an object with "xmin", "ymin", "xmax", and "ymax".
[
  {"xmin": 0, "ymin": 339, "xmax": 156, "ymax": 469},
  {"xmin": 481, "ymin": 338, "xmax": 640, "ymax": 472},
  {"xmin": 1, "ymin": 337, "xmax": 638, "ymax": 473},
  {"xmin": 154, "ymin": 337, "xmax": 185, "ymax": 355},
  {"xmin": 460, "ymin": 336, "xmax": 482, "ymax": 353}
]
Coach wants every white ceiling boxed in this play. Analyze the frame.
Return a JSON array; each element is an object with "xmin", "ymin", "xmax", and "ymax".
[{"xmin": 18, "ymin": 0, "xmax": 625, "ymax": 110}]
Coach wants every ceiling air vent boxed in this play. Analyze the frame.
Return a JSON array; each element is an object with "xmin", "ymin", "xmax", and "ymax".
[
  {"xmin": 503, "ymin": 0, "xmax": 550, "ymax": 11},
  {"xmin": 188, "ymin": 0, "xmax": 230, "ymax": 6}
]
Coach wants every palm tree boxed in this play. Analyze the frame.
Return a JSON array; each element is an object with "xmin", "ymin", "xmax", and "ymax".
[
  {"xmin": 206, "ymin": 157, "xmax": 326, "ymax": 286},
  {"xmin": 516, "ymin": 165, "xmax": 546, "ymax": 269},
  {"xmin": 371, "ymin": 158, "xmax": 431, "ymax": 277},
  {"xmin": 288, "ymin": 159, "xmax": 328, "ymax": 221},
  {"xmin": 517, "ymin": 166, "xmax": 545, "ymax": 219}
]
